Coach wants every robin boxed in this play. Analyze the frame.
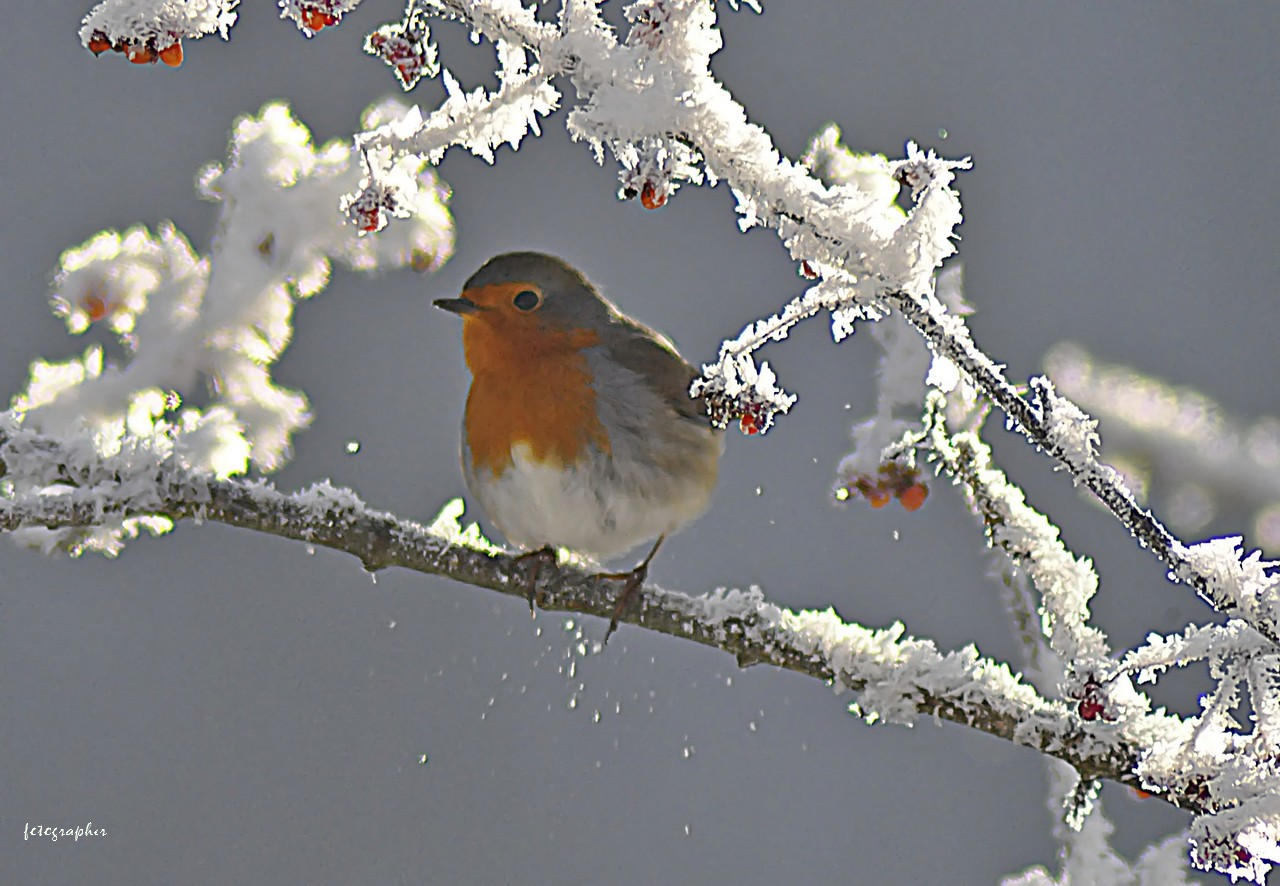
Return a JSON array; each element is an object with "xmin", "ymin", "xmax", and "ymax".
[{"xmin": 435, "ymin": 252, "xmax": 724, "ymax": 637}]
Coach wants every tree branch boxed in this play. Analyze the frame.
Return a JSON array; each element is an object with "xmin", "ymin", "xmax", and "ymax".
[{"xmin": 0, "ymin": 430, "xmax": 1208, "ymax": 817}]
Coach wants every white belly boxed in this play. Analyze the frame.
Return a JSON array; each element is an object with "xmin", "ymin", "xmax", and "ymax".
[{"xmin": 469, "ymin": 441, "xmax": 717, "ymax": 562}]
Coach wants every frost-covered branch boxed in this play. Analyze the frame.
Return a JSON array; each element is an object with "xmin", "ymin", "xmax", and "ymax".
[
  {"xmin": 921, "ymin": 392, "xmax": 1280, "ymax": 881},
  {"xmin": 8, "ymin": 100, "xmax": 451, "ymax": 556},
  {"xmin": 347, "ymin": 0, "xmax": 1280, "ymax": 653},
  {"xmin": 80, "ymin": 0, "xmax": 364, "ymax": 66},
  {"xmin": 892, "ymin": 292, "xmax": 1280, "ymax": 650},
  {"xmin": 0, "ymin": 426, "xmax": 1200, "ymax": 813},
  {"xmin": 80, "ymin": 0, "xmax": 238, "ymax": 65}
]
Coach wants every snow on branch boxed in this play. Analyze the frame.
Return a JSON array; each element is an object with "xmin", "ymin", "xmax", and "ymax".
[
  {"xmin": 921, "ymin": 393, "xmax": 1112, "ymax": 671},
  {"xmin": 894, "ymin": 291, "xmax": 1280, "ymax": 650},
  {"xmin": 0, "ymin": 425, "xmax": 1181, "ymax": 810},
  {"xmin": 80, "ymin": 0, "xmax": 238, "ymax": 66},
  {"xmin": 919, "ymin": 391, "xmax": 1280, "ymax": 880},
  {"xmin": 80, "ymin": 0, "xmax": 367, "ymax": 66}
]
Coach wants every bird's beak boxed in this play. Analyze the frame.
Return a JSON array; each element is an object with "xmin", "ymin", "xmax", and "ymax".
[{"xmin": 433, "ymin": 296, "xmax": 481, "ymax": 315}]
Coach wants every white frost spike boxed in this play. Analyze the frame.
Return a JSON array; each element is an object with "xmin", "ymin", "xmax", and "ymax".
[
  {"xmin": 1029, "ymin": 375, "xmax": 1101, "ymax": 465},
  {"xmin": 1173, "ymin": 537, "xmax": 1280, "ymax": 633},
  {"xmin": 800, "ymin": 124, "xmax": 904, "ymax": 240}
]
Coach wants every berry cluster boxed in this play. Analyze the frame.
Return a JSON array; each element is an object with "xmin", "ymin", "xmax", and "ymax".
[
  {"xmin": 342, "ymin": 181, "xmax": 397, "ymax": 233},
  {"xmin": 365, "ymin": 21, "xmax": 434, "ymax": 90},
  {"xmin": 841, "ymin": 462, "xmax": 929, "ymax": 511},
  {"xmin": 299, "ymin": 5, "xmax": 340, "ymax": 34},
  {"xmin": 737, "ymin": 402, "xmax": 765, "ymax": 436},
  {"xmin": 86, "ymin": 31, "xmax": 183, "ymax": 67},
  {"xmin": 701, "ymin": 392, "xmax": 776, "ymax": 436},
  {"xmin": 1192, "ymin": 833, "xmax": 1254, "ymax": 874}
]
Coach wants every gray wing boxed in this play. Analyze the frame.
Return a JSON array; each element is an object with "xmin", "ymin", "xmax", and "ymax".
[{"xmin": 598, "ymin": 314, "xmax": 706, "ymax": 423}]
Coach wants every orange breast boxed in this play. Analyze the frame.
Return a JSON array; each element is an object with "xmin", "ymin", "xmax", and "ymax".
[{"xmin": 462, "ymin": 313, "xmax": 611, "ymax": 474}]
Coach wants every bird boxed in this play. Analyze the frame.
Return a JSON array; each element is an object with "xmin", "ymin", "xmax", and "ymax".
[{"xmin": 435, "ymin": 252, "xmax": 723, "ymax": 638}]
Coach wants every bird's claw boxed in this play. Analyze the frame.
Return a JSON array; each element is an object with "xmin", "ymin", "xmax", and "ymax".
[
  {"xmin": 513, "ymin": 546, "xmax": 557, "ymax": 614},
  {"xmin": 600, "ymin": 535, "xmax": 665, "ymax": 644}
]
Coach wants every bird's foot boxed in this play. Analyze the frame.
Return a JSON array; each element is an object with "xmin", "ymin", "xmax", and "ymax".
[
  {"xmin": 599, "ymin": 536, "xmax": 665, "ymax": 644},
  {"xmin": 513, "ymin": 546, "xmax": 557, "ymax": 614}
]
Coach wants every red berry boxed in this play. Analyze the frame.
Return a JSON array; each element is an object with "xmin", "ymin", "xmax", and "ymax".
[
  {"xmin": 127, "ymin": 44, "xmax": 155, "ymax": 64},
  {"xmin": 159, "ymin": 42, "xmax": 183, "ymax": 67},
  {"xmin": 799, "ymin": 261, "xmax": 818, "ymax": 279},
  {"xmin": 739, "ymin": 413, "xmax": 758, "ymax": 435},
  {"xmin": 303, "ymin": 8, "xmax": 329, "ymax": 31},
  {"xmin": 898, "ymin": 483, "xmax": 928, "ymax": 512},
  {"xmin": 1236, "ymin": 848, "xmax": 1252, "ymax": 863},
  {"xmin": 1078, "ymin": 698, "xmax": 1104, "ymax": 721},
  {"xmin": 867, "ymin": 489, "xmax": 891, "ymax": 509},
  {"xmin": 82, "ymin": 294, "xmax": 109, "ymax": 322},
  {"xmin": 640, "ymin": 181, "xmax": 666, "ymax": 210},
  {"xmin": 88, "ymin": 34, "xmax": 111, "ymax": 55}
]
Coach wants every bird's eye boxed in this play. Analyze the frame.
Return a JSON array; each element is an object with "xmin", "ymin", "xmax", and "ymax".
[{"xmin": 513, "ymin": 290, "xmax": 540, "ymax": 311}]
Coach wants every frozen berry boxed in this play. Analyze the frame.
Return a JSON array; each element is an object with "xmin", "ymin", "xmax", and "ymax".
[
  {"xmin": 640, "ymin": 181, "xmax": 667, "ymax": 210},
  {"xmin": 159, "ymin": 42, "xmax": 183, "ymax": 67},
  {"xmin": 1078, "ymin": 697, "xmax": 1104, "ymax": 721},
  {"xmin": 303, "ymin": 8, "xmax": 338, "ymax": 31},
  {"xmin": 82, "ymin": 294, "xmax": 109, "ymax": 322},
  {"xmin": 898, "ymin": 483, "xmax": 928, "ymax": 511}
]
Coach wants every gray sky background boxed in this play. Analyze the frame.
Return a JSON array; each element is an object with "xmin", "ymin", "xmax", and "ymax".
[{"xmin": 2, "ymin": 3, "xmax": 1277, "ymax": 884}]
